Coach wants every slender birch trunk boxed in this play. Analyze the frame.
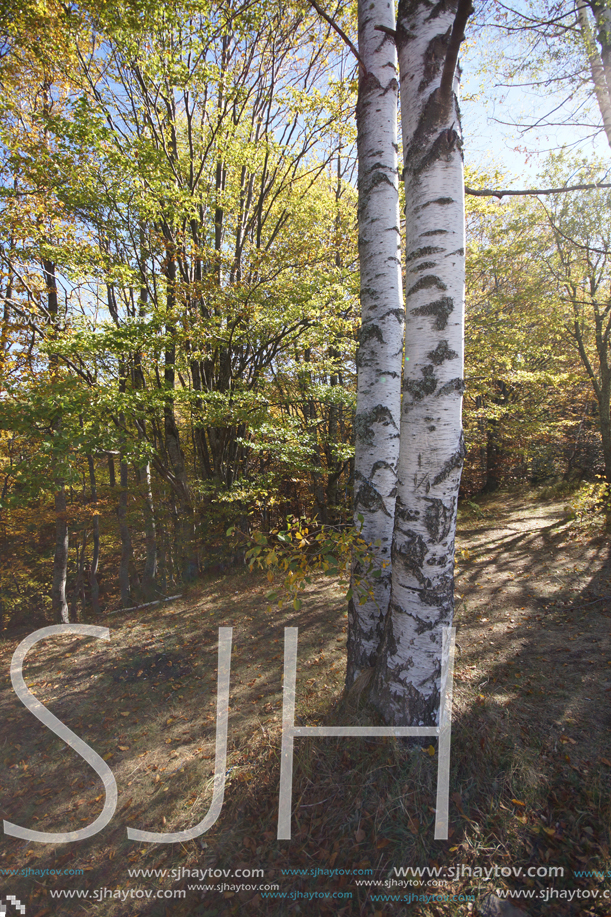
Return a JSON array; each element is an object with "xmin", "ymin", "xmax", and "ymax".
[
  {"xmin": 44, "ymin": 255, "xmax": 70, "ymax": 625},
  {"xmin": 578, "ymin": 1, "xmax": 611, "ymax": 146},
  {"xmin": 137, "ymin": 463, "xmax": 158, "ymax": 598},
  {"xmin": 346, "ymin": 0, "xmax": 405, "ymax": 686},
  {"xmin": 87, "ymin": 455, "xmax": 101, "ymax": 616},
  {"xmin": 371, "ymin": 0, "xmax": 472, "ymax": 725},
  {"xmin": 69, "ymin": 529, "xmax": 88, "ymax": 621},
  {"xmin": 52, "ymin": 482, "xmax": 70, "ymax": 624}
]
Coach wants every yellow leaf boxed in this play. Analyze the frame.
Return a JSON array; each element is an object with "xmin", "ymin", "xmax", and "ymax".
[{"xmin": 511, "ymin": 799, "xmax": 526, "ymax": 806}]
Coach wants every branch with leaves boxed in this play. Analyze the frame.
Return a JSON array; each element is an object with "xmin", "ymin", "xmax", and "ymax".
[{"xmin": 230, "ymin": 515, "xmax": 388, "ymax": 613}]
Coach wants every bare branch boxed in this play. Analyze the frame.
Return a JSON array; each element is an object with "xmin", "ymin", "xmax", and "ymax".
[
  {"xmin": 465, "ymin": 181, "xmax": 611, "ymax": 198},
  {"xmin": 305, "ymin": 0, "xmax": 365, "ymax": 73}
]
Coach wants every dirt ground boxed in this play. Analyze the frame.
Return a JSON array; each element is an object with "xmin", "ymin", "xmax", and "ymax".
[{"xmin": 0, "ymin": 488, "xmax": 610, "ymax": 917}]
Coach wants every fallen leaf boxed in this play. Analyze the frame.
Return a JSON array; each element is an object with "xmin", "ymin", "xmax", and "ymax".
[
  {"xmin": 511, "ymin": 799, "xmax": 526, "ymax": 806},
  {"xmin": 354, "ymin": 827, "xmax": 365, "ymax": 843}
]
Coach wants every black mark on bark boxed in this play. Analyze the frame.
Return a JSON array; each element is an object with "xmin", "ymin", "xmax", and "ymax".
[
  {"xmin": 404, "ymin": 365, "xmax": 438, "ymax": 400},
  {"xmin": 371, "ymin": 459, "xmax": 397, "ymax": 478},
  {"xmin": 407, "ymin": 274, "xmax": 447, "ymax": 296},
  {"xmin": 357, "ymin": 71, "xmax": 383, "ymax": 111},
  {"xmin": 406, "ymin": 245, "xmax": 444, "ymax": 261},
  {"xmin": 395, "ymin": 498, "xmax": 420, "ymax": 524},
  {"xmin": 368, "ymin": 170, "xmax": 396, "ymax": 191},
  {"xmin": 411, "ymin": 295, "xmax": 453, "ymax": 329},
  {"xmin": 392, "ymin": 528, "xmax": 428, "ymax": 577},
  {"xmin": 419, "ymin": 29, "xmax": 452, "ymax": 92},
  {"xmin": 354, "ymin": 404, "xmax": 398, "ymax": 445},
  {"xmin": 379, "ymin": 308, "xmax": 405, "ymax": 324},
  {"xmin": 436, "ymin": 377, "xmax": 465, "ymax": 396},
  {"xmin": 427, "ymin": 340, "xmax": 458, "ymax": 364},
  {"xmin": 356, "ymin": 323, "xmax": 385, "ymax": 367},
  {"xmin": 424, "ymin": 496, "xmax": 455, "ymax": 541},
  {"xmin": 421, "ymin": 196, "xmax": 455, "ymax": 207},
  {"xmin": 431, "ymin": 431, "xmax": 466, "ymax": 485},
  {"xmin": 354, "ymin": 478, "xmax": 392, "ymax": 517},
  {"xmin": 420, "ymin": 574, "xmax": 453, "ymax": 607}
]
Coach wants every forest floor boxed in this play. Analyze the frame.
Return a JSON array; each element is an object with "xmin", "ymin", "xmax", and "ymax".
[{"xmin": 1, "ymin": 487, "xmax": 611, "ymax": 917}]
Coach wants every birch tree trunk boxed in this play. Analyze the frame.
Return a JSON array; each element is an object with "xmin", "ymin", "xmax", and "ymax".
[
  {"xmin": 578, "ymin": 1, "xmax": 611, "ymax": 146},
  {"xmin": 347, "ymin": 0, "xmax": 404, "ymax": 686},
  {"xmin": 371, "ymin": 0, "xmax": 471, "ymax": 725},
  {"xmin": 87, "ymin": 455, "xmax": 101, "ymax": 617},
  {"xmin": 52, "ymin": 483, "xmax": 70, "ymax": 624},
  {"xmin": 44, "ymin": 255, "xmax": 70, "ymax": 625},
  {"xmin": 137, "ymin": 463, "xmax": 158, "ymax": 599}
]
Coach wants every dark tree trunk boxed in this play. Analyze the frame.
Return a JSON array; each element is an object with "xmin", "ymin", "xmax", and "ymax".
[
  {"xmin": 117, "ymin": 458, "xmax": 133, "ymax": 607},
  {"xmin": 599, "ymin": 384, "xmax": 611, "ymax": 483},
  {"xmin": 483, "ymin": 422, "xmax": 503, "ymax": 492},
  {"xmin": 108, "ymin": 453, "xmax": 116, "ymax": 488}
]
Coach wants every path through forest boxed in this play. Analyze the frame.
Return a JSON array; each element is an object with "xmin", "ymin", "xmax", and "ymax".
[{"xmin": 0, "ymin": 489, "xmax": 610, "ymax": 917}]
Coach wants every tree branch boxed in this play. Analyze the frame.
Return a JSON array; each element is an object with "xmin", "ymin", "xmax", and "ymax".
[
  {"xmin": 465, "ymin": 181, "xmax": 611, "ymax": 198},
  {"xmin": 305, "ymin": 0, "xmax": 366, "ymax": 73},
  {"xmin": 439, "ymin": 0, "xmax": 474, "ymax": 113}
]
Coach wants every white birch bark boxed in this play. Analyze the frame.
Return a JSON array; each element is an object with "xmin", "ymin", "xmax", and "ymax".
[
  {"xmin": 371, "ymin": 0, "xmax": 468, "ymax": 724},
  {"xmin": 52, "ymin": 483, "xmax": 70, "ymax": 624},
  {"xmin": 347, "ymin": 0, "xmax": 405, "ymax": 685},
  {"xmin": 577, "ymin": 1, "xmax": 611, "ymax": 146}
]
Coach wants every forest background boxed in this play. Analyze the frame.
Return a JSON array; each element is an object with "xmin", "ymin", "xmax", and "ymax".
[
  {"xmin": 0, "ymin": 0, "xmax": 608, "ymax": 629},
  {"xmin": 2, "ymin": 2, "xmax": 611, "ymax": 916}
]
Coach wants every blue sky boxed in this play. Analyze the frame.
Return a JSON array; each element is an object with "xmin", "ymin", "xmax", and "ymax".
[{"xmin": 459, "ymin": 4, "xmax": 611, "ymax": 185}]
